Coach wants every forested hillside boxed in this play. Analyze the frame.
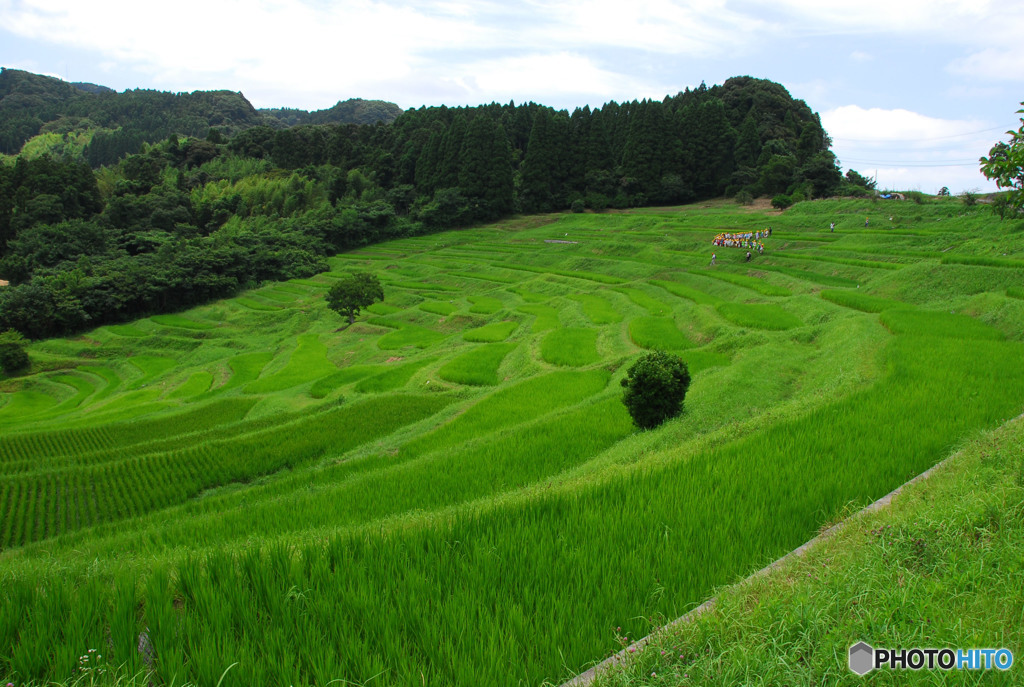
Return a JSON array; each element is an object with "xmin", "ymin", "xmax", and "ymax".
[
  {"xmin": 0, "ymin": 68, "xmax": 401, "ymax": 164},
  {"xmin": 0, "ymin": 73, "xmax": 853, "ymax": 340}
]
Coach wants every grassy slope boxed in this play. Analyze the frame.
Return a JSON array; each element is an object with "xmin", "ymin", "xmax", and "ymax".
[
  {"xmin": 591, "ymin": 414, "xmax": 1024, "ymax": 687},
  {"xmin": 0, "ymin": 197, "xmax": 1022, "ymax": 685}
]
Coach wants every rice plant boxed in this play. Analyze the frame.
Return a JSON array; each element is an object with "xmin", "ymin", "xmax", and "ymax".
[
  {"xmin": 378, "ymin": 325, "xmax": 448, "ymax": 349},
  {"xmin": 355, "ymin": 357, "xmax": 438, "ymax": 393},
  {"xmin": 419, "ymin": 301, "xmax": 459, "ymax": 316},
  {"xmin": 651, "ymin": 280, "xmax": 723, "ymax": 306},
  {"xmin": 468, "ymin": 295, "xmax": 504, "ymax": 314},
  {"xmin": 516, "ymin": 304, "xmax": 560, "ymax": 332},
  {"xmin": 540, "ymin": 328, "xmax": 601, "ymax": 366},
  {"xmin": 715, "ymin": 302, "xmax": 803, "ymax": 330},
  {"xmin": 247, "ymin": 334, "xmax": 337, "ymax": 393},
  {"xmin": 463, "ymin": 321, "xmax": 518, "ymax": 343},
  {"xmin": 437, "ymin": 344, "xmax": 517, "ymax": 386},
  {"xmin": 879, "ymin": 309, "xmax": 1005, "ymax": 340},
  {"xmin": 628, "ymin": 317, "xmax": 694, "ymax": 351},
  {"xmin": 691, "ymin": 269, "xmax": 792, "ymax": 297},
  {"xmin": 150, "ymin": 315, "xmax": 216, "ymax": 330},
  {"xmin": 820, "ymin": 289, "xmax": 906, "ymax": 313},
  {"xmin": 3, "ymin": 200, "xmax": 1024, "ymax": 687},
  {"xmin": 570, "ymin": 293, "xmax": 623, "ymax": 324}
]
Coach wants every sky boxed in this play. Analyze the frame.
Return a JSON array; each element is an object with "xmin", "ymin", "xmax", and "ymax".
[{"xmin": 2, "ymin": 0, "xmax": 1022, "ymax": 194}]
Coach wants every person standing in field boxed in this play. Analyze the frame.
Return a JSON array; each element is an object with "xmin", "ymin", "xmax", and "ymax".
[
  {"xmin": 710, "ymin": 253, "xmax": 716, "ymax": 266},
  {"xmin": 865, "ymin": 217, "xmax": 869, "ymax": 228},
  {"xmin": 830, "ymin": 222, "xmax": 835, "ymax": 232}
]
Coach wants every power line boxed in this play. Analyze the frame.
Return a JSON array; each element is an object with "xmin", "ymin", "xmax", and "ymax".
[
  {"xmin": 841, "ymin": 160, "xmax": 980, "ymax": 168},
  {"xmin": 832, "ymin": 125, "xmax": 1007, "ymax": 144}
]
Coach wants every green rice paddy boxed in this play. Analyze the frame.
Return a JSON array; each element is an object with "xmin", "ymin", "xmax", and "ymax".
[
  {"xmin": 628, "ymin": 316, "xmax": 693, "ymax": 350},
  {"xmin": 463, "ymin": 320, "xmax": 518, "ymax": 342},
  {"xmin": 1, "ymin": 197, "xmax": 1023, "ymax": 686}
]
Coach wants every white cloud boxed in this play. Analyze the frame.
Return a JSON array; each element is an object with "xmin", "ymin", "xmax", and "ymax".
[
  {"xmin": 0, "ymin": 0, "xmax": 776, "ymax": 106},
  {"xmin": 4, "ymin": 0, "xmax": 1022, "ymax": 109},
  {"xmin": 821, "ymin": 105, "xmax": 999, "ymax": 194},
  {"xmin": 451, "ymin": 52, "xmax": 637, "ymax": 103},
  {"xmin": 868, "ymin": 165, "xmax": 993, "ymax": 196},
  {"xmin": 849, "ymin": 51, "xmax": 872, "ymax": 62},
  {"xmin": 948, "ymin": 48, "xmax": 1024, "ymax": 82},
  {"xmin": 822, "ymin": 105, "xmax": 982, "ymax": 144},
  {"xmin": 764, "ymin": 0, "xmax": 1003, "ymax": 36},
  {"xmin": 520, "ymin": 0, "xmax": 768, "ymax": 55},
  {"xmin": 0, "ymin": 0, "xmax": 487, "ymax": 107}
]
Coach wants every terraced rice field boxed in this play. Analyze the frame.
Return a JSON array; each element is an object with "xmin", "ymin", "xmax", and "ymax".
[{"xmin": 1, "ymin": 198, "xmax": 1023, "ymax": 686}]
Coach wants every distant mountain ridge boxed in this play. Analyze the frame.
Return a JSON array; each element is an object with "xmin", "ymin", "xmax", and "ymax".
[
  {"xmin": 260, "ymin": 99, "xmax": 404, "ymax": 127},
  {"xmin": 70, "ymin": 81, "xmax": 115, "ymax": 95},
  {"xmin": 0, "ymin": 67, "xmax": 403, "ymax": 162}
]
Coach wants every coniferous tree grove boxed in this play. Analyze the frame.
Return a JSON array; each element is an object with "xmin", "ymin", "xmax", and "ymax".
[{"xmin": 0, "ymin": 70, "xmax": 846, "ymax": 339}]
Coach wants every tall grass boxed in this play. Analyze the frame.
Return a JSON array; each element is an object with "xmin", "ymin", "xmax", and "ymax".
[
  {"xmin": 772, "ymin": 252, "xmax": 902, "ymax": 270},
  {"xmin": 463, "ymin": 321, "xmax": 518, "ymax": 343},
  {"xmin": 628, "ymin": 317, "xmax": 694, "ymax": 350},
  {"xmin": 246, "ymin": 334, "xmax": 336, "ymax": 393},
  {"xmin": 941, "ymin": 254, "xmax": 1024, "ymax": 269},
  {"xmin": 0, "ymin": 395, "xmax": 450, "ymax": 548},
  {"xmin": 437, "ymin": 344, "xmax": 517, "ymax": 386},
  {"xmin": 715, "ymin": 303, "xmax": 803, "ymax": 330},
  {"xmin": 820, "ymin": 289, "xmax": 906, "ymax": 313},
  {"xmin": 651, "ymin": 280, "xmax": 722, "ymax": 306},
  {"xmin": 879, "ymin": 309, "xmax": 1005, "ymax": 340},
  {"xmin": 613, "ymin": 288, "xmax": 672, "ymax": 315},
  {"xmin": 355, "ymin": 357, "xmax": 438, "ymax": 393},
  {"xmin": 691, "ymin": 269, "xmax": 791, "ymax": 297},
  {"xmin": 3, "ymin": 200, "xmax": 1024, "ymax": 686},
  {"xmin": 419, "ymin": 301, "xmax": 459, "ymax": 316},
  {"xmin": 8, "ymin": 332, "xmax": 1021, "ymax": 685},
  {"xmin": 468, "ymin": 295, "xmax": 504, "ymax": 314},
  {"xmin": 309, "ymin": 365, "xmax": 382, "ymax": 399},
  {"xmin": 501, "ymin": 263, "xmax": 627, "ymax": 284},
  {"xmin": 150, "ymin": 315, "xmax": 216, "ymax": 330},
  {"xmin": 516, "ymin": 304, "xmax": 560, "ymax": 332},
  {"xmin": 571, "ymin": 293, "xmax": 623, "ymax": 324},
  {"xmin": 541, "ymin": 328, "xmax": 601, "ymax": 366},
  {"xmin": 378, "ymin": 325, "xmax": 448, "ymax": 349}
]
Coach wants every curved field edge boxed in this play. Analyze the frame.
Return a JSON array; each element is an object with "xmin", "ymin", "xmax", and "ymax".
[
  {"xmin": 587, "ymin": 413, "xmax": 1024, "ymax": 687},
  {"xmin": 1, "ymin": 199, "xmax": 1023, "ymax": 686},
  {"xmin": 3, "ymin": 332, "xmax": 1023, "ymax": 685}
]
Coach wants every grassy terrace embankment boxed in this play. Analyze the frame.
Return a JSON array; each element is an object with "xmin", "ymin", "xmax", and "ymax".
[
  {"xmin": 591, "ymin": 413, "xmax": 1024, "ymax": 687},
  {"xmin": 0, "ymin": 198, "xmax": 1022, "ymax": 685}
]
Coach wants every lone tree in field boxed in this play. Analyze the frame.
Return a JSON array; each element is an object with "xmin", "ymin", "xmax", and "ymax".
[
  {"xmin": 0, "ymin": 329, "xmax": 29, "ymax": 374},
  {"xmin": 620, "ymin": 351, "xmax": 691, "ymax": 429},
  {"xmin": 325, "ymin": 272, "xmax": 384, "ymax": 325}
]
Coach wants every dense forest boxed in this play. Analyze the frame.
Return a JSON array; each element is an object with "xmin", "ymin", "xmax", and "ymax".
[
  {"xmin": 0, "ymin": 68, "xmax": 862, "ymax": 340},
  {"xmin": 0, "ymin": 68, "xmax": 402, "ymax": 163}
]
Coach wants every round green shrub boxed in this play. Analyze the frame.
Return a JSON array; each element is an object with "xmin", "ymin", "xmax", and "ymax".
[
  {"xmin": 0, "ymin": 329, "xmax": 30, "ymax": 373},
  {"xmin": 620, "ymin": 350, "xmax": 691, "ymax": 429}
]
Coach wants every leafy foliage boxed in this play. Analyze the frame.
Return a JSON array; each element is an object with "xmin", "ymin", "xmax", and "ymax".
[
  {"xmin": 980, "ymin": 102, "xmax": 1024, "ymax": 217},
  {"xmin": 620, "ymin": 350, "xmax": 691, "ymax": 429},
  {"xmin": 0, "ymin": 328, "xmax": 29, "ymax": 373},
  {"xmin": 325, "ymin": 272, "xmax": 384, "ymax": 324}
]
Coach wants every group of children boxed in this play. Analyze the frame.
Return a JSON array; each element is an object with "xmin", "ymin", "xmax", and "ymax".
[
  {"xmin": 711, "ymin": 228, "xmax": 770, "ymax": 250},
  {"xmin": 709, "ymin": 228, "xmax": 769, "ymax": 265}
]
